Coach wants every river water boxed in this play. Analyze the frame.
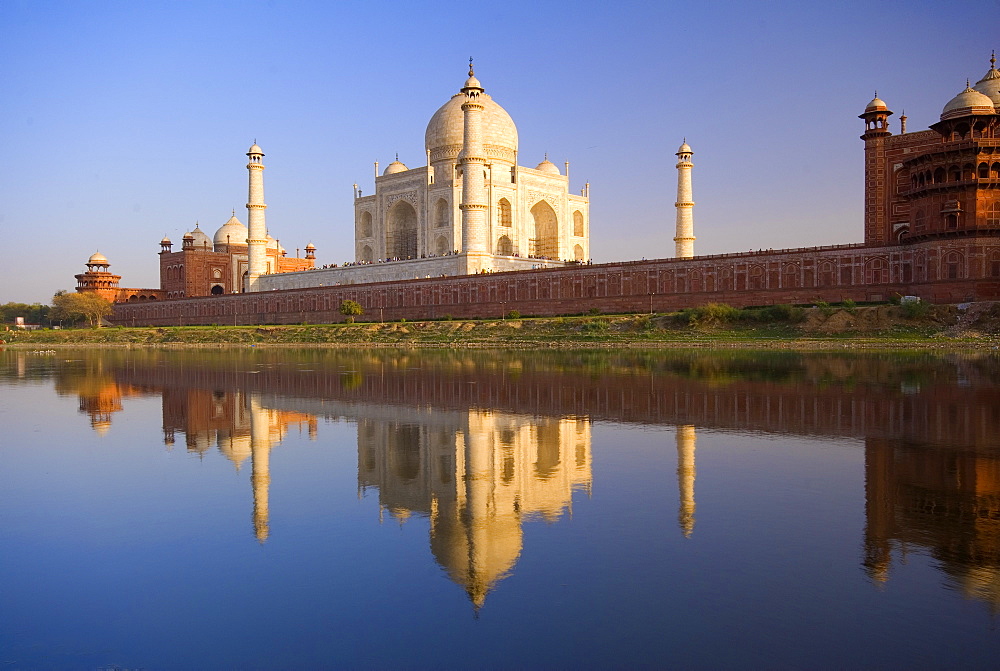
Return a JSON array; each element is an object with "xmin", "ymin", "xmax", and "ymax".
[{"xmin": 1, "ymin": 347, "xmax": 999, "ymax": 669}]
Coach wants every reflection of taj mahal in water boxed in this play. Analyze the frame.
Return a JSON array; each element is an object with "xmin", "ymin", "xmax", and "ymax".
[
  {"xmin": 357, "ymin": 411, "xmax": 592, "ymax": 607},
  {"xmin": 45, "ymin": 350, "xmax": 1000, "ymax": 609}
]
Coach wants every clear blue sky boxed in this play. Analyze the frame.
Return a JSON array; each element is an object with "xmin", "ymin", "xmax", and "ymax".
[{"xmin": 1, "ymin": 0, "xmax": 997, "ymax": 304}]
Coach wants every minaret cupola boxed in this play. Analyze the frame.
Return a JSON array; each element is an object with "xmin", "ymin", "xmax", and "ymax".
[{"xmin": 859, "ymin": 92, "xmax": 893, "ymax": 139}]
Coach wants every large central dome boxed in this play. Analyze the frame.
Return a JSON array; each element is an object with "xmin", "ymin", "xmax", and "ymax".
[{"xmin": 424, "ymin": 83, "xmax": 518, "ymax": 164}]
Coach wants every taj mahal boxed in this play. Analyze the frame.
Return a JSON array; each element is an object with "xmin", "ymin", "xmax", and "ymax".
[{"xmin": 84, "ymin": 55, "xmax": 1000, "ymax": 324}]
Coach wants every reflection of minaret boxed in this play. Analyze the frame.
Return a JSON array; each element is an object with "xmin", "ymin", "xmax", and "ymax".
[
  {"xmin": 250, "ymin": 395, "xmax": 272, "ymax": 543},
  {"xmin": 676, "ymin": 425, "xmax": 696, "ymax": 538},
  {"xmin": 863, "ymin": 438, "xmax": 894, "ymax": 584}
]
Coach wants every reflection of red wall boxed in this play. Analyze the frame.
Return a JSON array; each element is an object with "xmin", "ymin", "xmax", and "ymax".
[{"xmin": 113, "ymin": 358, "xmax": 1000, "ymax": 449}]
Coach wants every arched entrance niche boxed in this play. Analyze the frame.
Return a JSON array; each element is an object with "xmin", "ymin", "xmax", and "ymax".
[
  {"xmin": 434, "ymin": 199, "xmax": 449, "ymax": 228},
  {"xmin": 498, "ymin": 198, "xmax": 512, "ymax": 227},
  {"xmin": 529, "ymin": 200, "xmax": 558, "ymax": 259},
  {"xmin": 435, "ymin": 236, "xmax": 449, "ymax": 255},
  {"xmin": 211, "ymin": 285, "xmax": 224, "ymax": 295},
  {"xmin": 361, "ymin": 245, "xmax": 374, "ymax": 263},
  {"xmin": 574, "ymin": 244, "xmax": 584, "ymax": 261},
  {"xmin": 386, "ymin": 200, "xmax": 418, "ymax": 259},
  {"xmin": 497, "ymin": 235, "xmax": 513, "ymax": 256}
]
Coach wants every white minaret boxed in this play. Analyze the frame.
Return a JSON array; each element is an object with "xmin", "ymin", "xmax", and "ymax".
[
  {"xmin": 245, "ymin": 143, "xmax": 267, "ymax": 292},
  {"xmin": 674, "ymin": 140, "xmax": 695, "ymax": 258},
  {"xmin": 459, "ymin": 60, "xmax": 489, "ymax": 257}
]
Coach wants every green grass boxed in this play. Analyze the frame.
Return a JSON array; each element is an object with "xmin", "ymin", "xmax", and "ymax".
[{"xmin": 1, "ymin": 304, "xmax": 990, "ymax": 350}]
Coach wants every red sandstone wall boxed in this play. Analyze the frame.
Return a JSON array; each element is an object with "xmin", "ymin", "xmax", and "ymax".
[{"xmin": 113, "ymin": 238, "xmax": 1000, "ymax": 326}]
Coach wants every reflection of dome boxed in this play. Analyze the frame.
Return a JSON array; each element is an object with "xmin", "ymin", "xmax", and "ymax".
[
  {"xmin": 941, "ymin": 84, "xmax": 995, "ymax": 120},
  {"xmin": 430, "ymin": 506, "xmax": 523, "ymax": 610},
  {"xmin": 425, "ymin": 74, "xmax": 518, "ymax": 162},
  {"xmin": 383, "ymin": 159, "xmax": 408, "ymax": 175},
  {"xmin": 535, "ymin": 159, "xmax": 560, "ymax": 175},
  {"xmin": 88, "ymin": 251, "xmax": 109, "ymax": 265},
  {"xmin": 214, "ymin": 214, "xmax": 249, "ymax": 247}
]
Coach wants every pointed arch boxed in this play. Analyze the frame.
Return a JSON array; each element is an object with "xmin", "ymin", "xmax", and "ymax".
[
  {"xmin": 434, "ymin": 198, "xmax": 449, "ymax": 228},
  {"xmin": 497, "ymin": 198, "xmax": 512, "ymax": 227},
  {"xmin": 386, "ymin": 200, "xmax": 418, "ymax": 259},
  {"xmin": 435, "ymin": 235, "xmax": 449, "ymax": 255},
  {"xmin": 360, "ymin": 211, "xmax": 373, "ymax": 238},
  {"xmin": 573, "ymin": 210, "xmax": 584, "ymax": 237},
  {"xmin": 496, "ymin": 235, "xmax": 513, "ymax": 256},
  {"xmin": 529, "ymin": 200, "xmax": 558, "ymax": 259}
]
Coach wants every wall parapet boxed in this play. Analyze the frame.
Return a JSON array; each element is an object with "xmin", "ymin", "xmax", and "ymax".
[{"xmin": 113, "ymin": 238, "xmax": 1000, "ymax": 326}]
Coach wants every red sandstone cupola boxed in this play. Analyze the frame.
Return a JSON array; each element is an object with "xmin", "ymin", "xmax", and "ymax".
[{"xmin": 859, "ymin": 93, "xmax": 893, "ymax": 140}]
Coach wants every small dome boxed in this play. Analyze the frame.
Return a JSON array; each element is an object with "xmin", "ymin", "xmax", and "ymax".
[
  {"xmin": 266, "ymin": 234, "xmax": 278, "ymax": 250},
  {"xmin": 383, "ymin": 160, "xmax": 408, "ymax": 175},
  {"xmin": 865, "ymin": 96, "xmax": 888, "ymax": 113},
  {"xmin": 463, "ymin": 74, "xmax": 482, "ymax": 90},
  {"xmin": 677, "ymin": 141, "xmax": 692, "ymax": 155},
  {"xmin": 214, "ymin": 214, "xmax": 249, "ymax": 246},
  {"xmin": 305, "ymin": 242, "xmax": 316, "ymax": 250},
  {"xmin": 189, "ymin": 225, "xmax": 211, "ymax": 248},
  {"xmin": 941, "ymin": 84, "xmax": 996, "ymax": 120},
  {"xmin": 160, "ymin": 235, "xmax": 171, "ymax": 245},
  {"xmin": 182, "ymin": 231, "xmax": 194, "ymax": 240},
  {"xmin": 535, "ymin": 159, "xmax": 561, "ymax": 175},
  {"xmin": 88, "ymin": 251, "xmax": 108, "ymax": 265},
  {"xmin": 247, "ymin": 143, "xmax": 264, "ymax": 155},
  {"xmin": 973, "ymin": 59, "xmax": 1000, "ymax": 106}
]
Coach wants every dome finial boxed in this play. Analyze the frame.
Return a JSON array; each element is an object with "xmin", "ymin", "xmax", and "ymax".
[
  {"xmin": 469, "ymin": 56, "xmax": 474, "ymax": 77},
  {"xmin": 991, "ymin": 50, "xmax": 996, "ymax": 69},
  {"xmin": 395, "ymin": 152, "xmax": 399, "ymax": 161}
]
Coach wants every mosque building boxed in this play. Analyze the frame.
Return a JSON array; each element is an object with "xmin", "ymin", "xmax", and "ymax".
[{"xmin": 860, "ymin": 52, "xmax": 1000, "ymax": 248}]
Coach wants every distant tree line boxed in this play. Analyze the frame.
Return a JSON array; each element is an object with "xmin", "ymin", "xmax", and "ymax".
[{"xmin": 1, "ymin": 291, "xmax": 112, "ymax": 328}]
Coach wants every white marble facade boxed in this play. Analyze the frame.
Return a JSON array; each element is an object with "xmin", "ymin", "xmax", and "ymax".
[{"xmin": 353, "ymin": 67, "xmax": 590, "ymax": 273}]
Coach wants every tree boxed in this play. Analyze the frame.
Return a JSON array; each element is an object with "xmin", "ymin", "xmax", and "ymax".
[
  {"xmin": 338, "ymin": 299, "xmax": 363, "ymax": 323},
  {"xmin": 0, "ymin": 302, "xmax": 51, "ymax": 326},
  {"xmin": 51, "ymin": 291, "xmax": 113, "ymax": 328}
]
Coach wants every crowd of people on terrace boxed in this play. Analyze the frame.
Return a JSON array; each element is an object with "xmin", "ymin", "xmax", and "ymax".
[{"xmin": 305, "ymin": 250, "xmax": 590, "ymax": 271}]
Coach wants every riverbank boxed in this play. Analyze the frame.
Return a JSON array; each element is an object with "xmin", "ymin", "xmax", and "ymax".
[{"xmin": 3, "ymin": 303, "xmax": 999, "ymax": 349}]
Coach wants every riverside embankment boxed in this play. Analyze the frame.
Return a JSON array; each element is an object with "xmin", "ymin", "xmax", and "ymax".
[{"xmin": 4, "ymin": 303, "xmax": 1000, "ymax": 349}]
